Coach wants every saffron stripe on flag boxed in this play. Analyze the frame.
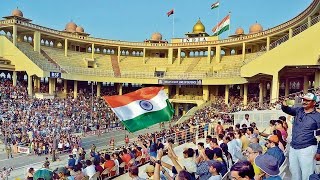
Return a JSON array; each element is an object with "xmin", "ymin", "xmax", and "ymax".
[{"xmin": 104, "ymin": 87, "xmax": 163, "ymax": 108}]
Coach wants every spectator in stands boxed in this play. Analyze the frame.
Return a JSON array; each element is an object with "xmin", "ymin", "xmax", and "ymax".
[
  {"xmin": 244, "ymin": 143, "xmax": 263, "ymax": 179},
  {"xmin": 145, "ymin": 165, "xmax": 155, "ymax": 179},
  {"xmin": 217, "ymin": 134, "xmax": 224, "ymax": 146},
  {"xmin": 205, "ymin": 135, "xmax": 212, "ymax": 149},
  {"xmin": 265, "ymin": 135, "xmax": 285, "ymax": 167},
  {"xmin": 129, "ymin": 165, "xmax": 145, "ymax": 180},
  {"xmin": 274, "ymin": 120, "xmax": 287, "ymax": 142},
  {"xmin": 26, "ymin": 167, "xmax": 34, "ymax": 180},
  {"xmin": 230, "ymin": 161, "xmax": 255, "ymax": 180},
  {"xmin": 215, "ymin": 122, "xmax": 224, "ymax": 135},
  {"xmin": 240, "ymin": 128, "xmax": 250, "ymax": 151},
  {"xmin": 278, "ymin": 116, "xmax": 288, "ymax": 131},
  {"xmin": 220, "ymin": 143, "xmax": 233, "ymax": 170},
  {"xmin": 282, "ymin": 93, "xmax": 320, "ymax": 180},
  {"xmin": 207, "ymin": 160, "xmax": 223, "ymax": 180},
  {"xmin": 240, "ymin": 114, "xmax": 251, "ymax": 127},
  {"xmin": 255, "ymin": 154, "xmax": 282, "ymax": 180},
  {"xmin": 82, "ymin": 160, "xmax": 96, "ymax": 178},
  {"xmin": 120, "ymin": 149, "xmax": 132, "ymax": 164},
  {"xmin": 196, "ymin": 148, "xmax": 214, "ymax": 180},
  {"xmin": 273, "ymin": 130, "xmax": 286, "ymax": 152},
  {"xmin": 104, "ymin": 154, "xmax": 116, "ymax": 176},
  {"xmin": 181, "ymin": 148, "xmax": 197, "ymax": 174},
  {"xmin": 224, "ymin": 133, "xmax": 242, "ymax": 162},
  {"xmin": 211, "ymin": 148, "xmax": 228, "ymax": 176},
  {"xmin": 210, "ymin": 138, "xmax": 220, "ymax": 150},
  {"xmin": 67, "ymin": 154, "xmax": 76, "ymax": 169}
]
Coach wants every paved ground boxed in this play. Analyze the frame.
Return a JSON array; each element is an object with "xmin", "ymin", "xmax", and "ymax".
[{"xmin": 0, "ymin": 125, "xmax": 164, "ymax": 179}]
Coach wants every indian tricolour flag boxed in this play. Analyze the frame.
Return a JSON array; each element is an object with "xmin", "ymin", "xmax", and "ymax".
[
  {"xmin": 212, "ymin": 14, "xmax": 230, "ymax": 36},
  {"xmin": 104, "ymin": 87, "xmax": 174, "ymax": 133},
  {"xmin": 211, "ymin": 1, "xmax": 219, "ymax": 9}
]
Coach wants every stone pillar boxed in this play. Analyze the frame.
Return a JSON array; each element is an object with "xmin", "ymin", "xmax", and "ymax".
[
  {"xmin": 315, "ymin": 71, "xmax": 320, "ymax": 88},
  {"xmin": 266, "ymin": 36, "xmax": 270, "ymax": 51},
  {"xmin": 177, "ymin": 48, "xmax": 181, "ymax": 64},
  {"xmin": 289, "ymin": 28, "xmax": 293, "ymax": 39},
  {"xmin": 168, "ymin": 48, "xmax": 173, "ymax": 64},
  {"xmin": 118, "ymin": 83, "xmax": 123, "ymax": 95},
  {"xmin": 259, "ymin": 82, "xmax": 263, "ymax": 107},
  {"xmin": 183, "ymin": 104, "xmax": 188, "ymax": 115},
  {"xmin": 207, "ymin": 46, "xmax": 211, "ymax": 64},
  {"xmin": 143, "ymin": 48, "xmax": 146, "ymax": 64},
  {"xmin": 240, "ymin": 84, "xmax": 244, "ymax": 96},
  {"xmin": 12, "ymin": 71, "xmax": 17, "ymax": 86},
  {"xmin": 285, "ymin": 78, "xmax": 289, "ymax": 97},
  {"xmin": 215, "ymin": 46, "xmax": 221, "ymax": 63},
  {"xmin": 262, "ymin": 81, "xmax": 267, "ymax": 98},
  {"xmin": 203, "ymin": 85, "xmax": 209, "ymax": 101},
  {"xmin": 164, "ymin": 85, "xmax": 169, "ymax": 96},
  {"xmin": 304, "ymin": 76, "xmax": 309, "ymax": 93},
  {"xmin": 64, "ymin": 80, "xmax": 67, "ymax": 93},
  {"xmin": 28, "ymin": 75, "xmax": 33, "ymax": 97},
  {"xmin": 175, "ymin": 103, "xmax": 179, "ymax": 116},
  {"xmin": 175, "ymin": 85, "xmax": 179, "ymax": 98},
  {"xmin": 308, "ymin": 16, "xmax": 312, "ymax": 28},
  {"xmin": 97, "ymin": 82, "xmax": 101, "ymax": 97},
  {"xmin": 214, "ymin": 86, "xmax": 219, "ymax": 96},
  {"xmin": 91, "ymin": 43, "xmax": 95, "ymax": 59},
  {"xmin": 74, "ymin": 80, "xmax": 78, "ymax": 98},
  {"xmin": 49, "ymin": 78, "xmax": 56, "ymax": 94},
  {"xmin": 64, "ymin": 39, "xmax": 68, "ymax": 57},
  {"xmin": 242, "ymin": 42, "xmax": 246, "ymax": 61},
  {"xmin": 117, "ymin": 46, "xmax": 121, "ymax": 62},
  {"xmin": 271, "ymin": 74, "xmax": 279, "ymax": 103},
  {"xmin": 225, "ymin": 85, "xmax": 229, "ymax": 104},
  {"xmin": 35, "ymin": 77, "xmax": 40, "ymax": 92},
  {"xmin": 243, "ymin": 84, "xmax": 248, "ymax": 105},
  {"xmin": 33, "ymin": 31, "xmax": 41, "ymax": 53},
  {"xmin": 13, "ymin": 25, "xmax": 17, "ymax": 46}
]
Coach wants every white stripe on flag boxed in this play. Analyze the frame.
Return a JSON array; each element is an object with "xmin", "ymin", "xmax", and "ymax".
[{"xmin": 112, "ymin": 90, "xmax": 168, "ymax": 121}]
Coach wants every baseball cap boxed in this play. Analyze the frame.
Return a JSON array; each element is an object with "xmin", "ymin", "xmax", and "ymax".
[
  {"xmin": 265, "ymin": 135, "xmax": 279, "ymax": 143},
  {"xmin": 145, "ymin": 165, "xmax": 155, "ymax": 173},
  {"xmin": 302, "ymin": 93, "xmax": 318, "ymax": 102}
]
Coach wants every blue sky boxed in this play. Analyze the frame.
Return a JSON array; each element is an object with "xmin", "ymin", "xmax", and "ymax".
[{"xmin": 0, "ymin": 0, "xmax": 313, "ymax": 42}]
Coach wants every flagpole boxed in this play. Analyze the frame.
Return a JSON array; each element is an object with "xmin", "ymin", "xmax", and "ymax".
[
  {"xmin": 172, "ymin": 9, "xmax": 175, "ymax": 38},
  {"xmin": 228, "ymin": 11, "xmax": 231, "ymax": 37},
  {"xmin": 216, "ymin": 1, "xmax": 220, "ymax": 38}
]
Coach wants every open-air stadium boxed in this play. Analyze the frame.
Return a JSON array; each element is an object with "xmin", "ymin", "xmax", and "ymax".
[{"xmin": 0, "ymin": 0, "xmax": 320, "ymax": 179}]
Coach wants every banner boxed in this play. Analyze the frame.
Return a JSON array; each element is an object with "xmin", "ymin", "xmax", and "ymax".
[
  {"xmin": 18, "ymin": 146, "xmax": 30, "ymax": 154},
  {"xmin": 158, "ymin": 79, "xmax": 202, "ymax": 85}
]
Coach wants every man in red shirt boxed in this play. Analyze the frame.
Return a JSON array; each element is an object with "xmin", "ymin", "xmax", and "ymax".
[
  {"xmin": 120, "ymin": 149, "xmax": 132, "ymax": 164},
  {"xmin": 104, "ymin": 154, "xmax": 116, "ymax": 176}
]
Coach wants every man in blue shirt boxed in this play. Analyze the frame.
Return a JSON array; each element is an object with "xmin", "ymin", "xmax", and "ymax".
[
  {"xmin": 282, "ymin": 93, "xmax": 320, "ymax": 180},
  {"xmin": 265, "ymin": 135, "xmax": 285, "ymax": 167},
  {"xmin": 67, "ymin": 154, "xmax": 76, "ymax": 169}
]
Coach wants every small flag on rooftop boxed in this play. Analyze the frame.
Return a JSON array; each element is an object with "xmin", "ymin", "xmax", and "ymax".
[
  {"xmin": 211, "ymin": 1, "xmax": 219, "ymax": 9},
  {"xmin": 167, "ymin": 9, "xmax": 174, "ymax": 17},
  {"xmin": 103, "ymin": 87, "xmax": 174, "ymax": 133}
]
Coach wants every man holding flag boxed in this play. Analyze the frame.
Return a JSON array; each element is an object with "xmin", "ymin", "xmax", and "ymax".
[{"xmin": 104, "ymin": 87, "xmax": 174, "ymax": 133}]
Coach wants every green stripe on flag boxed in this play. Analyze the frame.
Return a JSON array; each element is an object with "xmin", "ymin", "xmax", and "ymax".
[
  {"xmin": 121, "ymin": 100, "xmax": 174, "ymax": 132},
  {"xmin": 213, "ymin": 24, "xmax": 230, "ymax": 36}
]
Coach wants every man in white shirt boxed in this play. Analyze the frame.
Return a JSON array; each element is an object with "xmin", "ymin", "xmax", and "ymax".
[
  {"xmin": 240, "ymin": 114, "xmax": 251, "ymax": 127},
  {"xmin": 82, "ymin": 160, "xmax": 96, "ymax": 178}
]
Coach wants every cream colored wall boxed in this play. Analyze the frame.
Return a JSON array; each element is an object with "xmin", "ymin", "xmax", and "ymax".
[
  {"xmin": 0, "ymin": 36, "xmax": 45, "ymax": 77},
  {"xmin": 241, "ymin": 22, "xmax": 320, "ymax": 77}
]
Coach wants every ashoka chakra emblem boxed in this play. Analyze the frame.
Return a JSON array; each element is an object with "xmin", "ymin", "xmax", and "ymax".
[{"xmin": 139, "ymin": 100, "xmax": 153, "ymax": 111}]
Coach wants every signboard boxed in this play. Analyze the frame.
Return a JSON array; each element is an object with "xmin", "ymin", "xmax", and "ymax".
[
  {"xmin": 50, "ymin": 72, "xmax": 61, "ymax": 78},
  {"xmin": 182, "ymin": 37, "xmax": 208, "ymax": 43},
  {"xmin": 158, "ymin": 79, "xmax": 202, "ymax": 85},
  {"xmin": 18, "ymin": 146, "xmax": 30, "ymax": 154}
]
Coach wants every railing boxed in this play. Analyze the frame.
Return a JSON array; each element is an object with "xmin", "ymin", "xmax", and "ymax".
[{"xmin": 243, "ymin": 13, "xmax": 320, "ymax": 64}]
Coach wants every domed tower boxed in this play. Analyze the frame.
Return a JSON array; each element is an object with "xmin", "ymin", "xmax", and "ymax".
[
  {"xmin": 3, "ymin": 8, "xmax": 32, "ymax": 22},
  {"xmin": 249, "ymin": 22, "xmax": 263, "ymax": 34},
  {"xmin": 235, "ymin": 27, "xmax": 245, "ymax": 35},
  {"xmin": 65, "ymin": 22, "xmax": 77, "ymax": 32},
  {"xmin": 185, "ymin": 18, "xmax": 209, "ymax": 38},
  {"xmin": 76, "ymin": 26, "xmax": 84, "ymax": 33},
  {"xmin": 144, "ymin": 32, "xmax": 167, "ymax": 43},
  {"xmin": 12, "ymin": 8, "xmax": 23, "ymax": 17}
]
